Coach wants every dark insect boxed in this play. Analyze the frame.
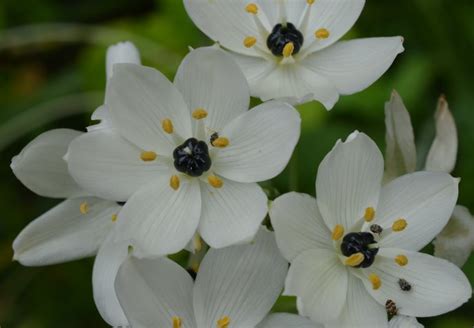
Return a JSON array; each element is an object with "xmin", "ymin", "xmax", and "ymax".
[
  {"xmin": 398, "ymin": 278, "xmax": 412, "ymax": 291},
  {"xmin": 385, "ymin": 299, "xmax": 398, "ymax": 316},
  {"xmin": 210, "ymin": 132, "xmax": 219, "ymax": 146},
  {"xmin": 370, "ymin": 224, "xmax": 383, "ymax": 234}
]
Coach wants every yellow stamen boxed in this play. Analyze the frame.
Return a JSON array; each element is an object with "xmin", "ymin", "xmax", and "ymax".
[
  {"xmin": 192, "ymin": 108, "xmax": 208, "ymax": 120},
  {"xmin": 331, "ymin": 224, "xmax": 344, "ymax": 241},
  {"xmin": 392, "ymin": 218, "xmax": 407, "ymax": 232},
  {"xmin": 172, "ymin": 316, "xmax": 182, "ymax": 328},
  {"xmin": 244, "ymin": 36, "xmax": 257, "ymax": 48},
  {"xmin": 315, "ymin": 28, "xmax": 330, "ymax": 39},
  {"xmin": 344, "ymin": 252, "xmax": 364, "ymax": 267},
  {"xmin": 140, "ymin": 151, "xmax": 157, "ymax": 162},
  {"xmin": 162, "ymin": 118, "xmax": 174, "ymax": 134},
  {"xmin": 217, "ymin": 316, "xmax": 230, "ymax": 328},
  {"xmin": 364, "ymin": 207, "xmax": 375, "ymax": 222},
  {"xmin": 111, "ymin": 214, "xmax": 118, "ymax": 222},
  {"xmin": 191, "ymin": 262, "xmax": 200, "ymax": 273},
  {"xmin": 282, "ymin": 42, "xmax": 295, "ymax": 58},
  {"xmin": 194, "ymin": 235, "xmax": 203, "ymax": 252},
  {"xmin": 307, "ymin": 0, "xmax": 315, "ymax": 4},
  {"xmin": 368, "ymin": 273, "xmax": 381, "ymax": 290},
  {"xmin": 212, "ymin": 137, "xmax": 229, "ymax": 148},
  {"xmin": 79, "ymin": 202, "xmax": 89, "ymax": 214},
  {"xmin": 394, "ymin": 254, "xmax": 408, "ymax": 266},
  {"xmin": 170, "ymin": 175, "xmax": 180, "ymax": 190},
  {"xmin": 245, "ymin": 3, "xmax": 258, "ymax": 14},
  {"xmin": 208, "ymin": 175, "xmax": 223, "ymax": 188}
]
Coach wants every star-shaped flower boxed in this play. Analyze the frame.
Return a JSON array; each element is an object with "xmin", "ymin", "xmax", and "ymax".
[
  {"xmin": 114, "ymin": 228, "xmax": 320, "ymax": 328},
  {"xmin": 269, "ymin": 131, "xmax": 471, "ymax": 327},
  {"xmin": 183, "ymin": 0, "xmax": 404, "ymax": 109},
  {"xmin": 66, "ymin": 46, "xmax": 301, "ymax": 258}
]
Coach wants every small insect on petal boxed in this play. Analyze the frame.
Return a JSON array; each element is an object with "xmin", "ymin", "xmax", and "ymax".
[
  {"xmin": 332, "ymin": 224, "xmax": 344, "ymax": 241},
  {"xmin": 392, "ymin": 218, "xmax": 408, "ymax": 232},
  {"xmin": 315, "ymin": 28, "xmax": 330, "ymax": 39},
  {"xmin": 140, "ymin": 151, "xmax": 157, "ymax": 162},
  {"xmin": 244, "ymin": 36, "xmax": 257, "ymax": 48},
  {"xmin": 344, "ymin": 252, "xmax": 364, "ymax": 267},
  {"xmin": 368, "ymin": 273, "xmax": 382, "ymax": 290},
  {"xmin": 245, "ymin": 3, "xmax": 258, "ymax": 14},
  {"xmin": 217, "ymin": 316, "xmax": 230, "ymax": 328}
]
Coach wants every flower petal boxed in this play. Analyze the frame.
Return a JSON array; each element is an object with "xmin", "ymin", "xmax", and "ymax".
[
  {"xmin": 376, "ymin": 171, "xmax": 459, "ymax": 251},
  {"xmin": 433, "ymin": 205, "xmax": 474, "ymax": 267},
  {"xmin": 113, "ymin": 176, "xmax": 201, "ymax": 258},
  {"xmin": 383, "ymin": 91, "xmax": 417, "ymax": 182},
  {"xmin": 284, "ymin": 249, "xmax": 348, "ymax": 323},
  {"xmin": 193, "ymin": 228, "xmax": 288, "ymax": 328},
  {"xmin": 362, "ymin": 248, "xmax": 472, "ymax": 317},
  {"xmin": 257, "ymin": 313, "xmax": 322, "ymax": 328},
  {"xmin": 13, "ymin": 197, "xmax": 119, "ymax": 266},
  {"xmin": 302, "ymin": 37, "xmax": 404, "ymax": 95},
  {"xmin": 174, "ymin": 46, "xmax": 250, "ymax": 133},
  {"xmin": 115, "ymin": 256, "xmax": 196, "ymax": 328},
  {"xmin": 389, "ymin": 315, "xmax": 423, "ymax": 328},
  {"xmin": 106, "ymin": 63, "xmax": 192, "ymax": 153},
  {"xmin": 92, "ymin": 237, "xmax": 130, "ymax": 327},
  {"xmin": 316, "ymin": 132, "xmax": 384, "ymax": 230},
  {"xmin": 11, "ymin": 129, "xmax": 83, "ymax": 198},
  {"xmin": 213, "ymin": 100, "xmax": 300, "ymax": 183},
  {"xmin": 325, "ymin": 274, "xmax": 387, "ymax": 328},
  {"xmin": 270, "ymin": 192, "xmax": 332, "ymax": 261},
  {"xmin": 425, "ymin": 96, "xmax": 458, "ymax": 173},
  {"xmin": 198, "ymin": 179, "xmax": 267, "ymax": 249},
  {"xmin": 67, "ymin": 129, "xmax": 170, "ymax": 202},
  {"xmin": 106, "ymin": 41, "xmax": 141, "ymax": 80}
]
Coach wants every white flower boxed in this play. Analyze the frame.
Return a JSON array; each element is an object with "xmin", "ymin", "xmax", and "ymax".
[
  {"xmin": 389, "ymin": 315, "xmax": 423, "ymax": 328},
  {"xmin": 66, "ymin": 46, "xmax": 301, "ymax": 258},
  {"xmin": 183, "ymin": 0, "xmax": 404, "ymax": 109},
  {"xmin": 11, "ymin": 41, "xmax": 143, "ymax": 327},
  {"xmin": 114, "ymin": 228, "xmax": 320, "ymax": 328},
  {"xmin": 269, "ymin": 131, "xmax": 471, "ymax": 327}
]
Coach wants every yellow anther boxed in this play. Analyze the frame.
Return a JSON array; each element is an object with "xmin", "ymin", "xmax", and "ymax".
[
  {"xmin": 208, "ymin": 175, "xmax": 223, "ymax": 188},
  {"xmin": 368, "ymin": 273, "xmax": 381, "ymax": 290},
  {"xmin": 191, "ymin": 262, "xmax": 200, "ymax": 273},
  {"xmin": 282, "ymin": 42, "xmax": 295, "ymax": 58},
  {"xmin": 172, "ymin": 316, "xmax": 182, "ymax": 328},
  {"xmin": 315, "ymin": 28, "xmax": 330, "ymax": 39},
  {"xmin": 140, "ymin": 151, "xmax": 157, "ymax": 162},
  {"xmin": 194, "ymin": 235, "xmax": 203, "ymax": 252},
  {"xmin": 244, "ymin": 36, "xmax": 257, "ymax": 48},
  {"xmin": 217, "ymin": 316, "xmax": 230, "ymax": 328},
  {"xmin": 192, "ymin": 108, "xmax": 208, "ymax": 120},
  {"xmin": 245, "ymin": 3, "xmax": 258, "ymax": 14},
  {"xmin": 111, "ymin": 214, "xmax": 118, "ymax": 222},
  {"xmin": 170, "ymin": 175, "xmax": 180, "ymax": 190},
  {"xmin": 79, "ymin": 202, "xmax": 89, "ymax": 214},
  {"xmin": 392, "ymin": 218, "xmax": 408, "ymax": 232},
  {"xmin": 331, "ymin": 224, "xmax": 344, "ymax": 241},
  {"xmin": 344, "ymin": 252, "xmax": 365, "ymax": 267},
  {"xmin": 395, "ymin": 254, "xmax": 408, "ymax": 266},
  {"xmin": 212, "ymin": 137, "xmax": 229, "ymax": 148},
  {"xmin": 364, "ymin": 207, "xmax": 375, "ymax": 222},
  {"xmin": 307, "ymin": 0, "xmax": 315, "ymax": 4},
  {"xmin": 162, "ymin": 118, "xmax": 174, "ymax": 134}
]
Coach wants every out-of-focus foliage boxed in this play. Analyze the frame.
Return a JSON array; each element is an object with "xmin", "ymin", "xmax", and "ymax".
[{"xmin": 0, "ymin": 0, "xmax": 473, "ymax": 327}]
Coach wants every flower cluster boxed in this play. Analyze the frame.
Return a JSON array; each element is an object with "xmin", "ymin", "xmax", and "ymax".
[{"xmin": 9, "ymin": 1, "xmax": 472, "ymax": 328}]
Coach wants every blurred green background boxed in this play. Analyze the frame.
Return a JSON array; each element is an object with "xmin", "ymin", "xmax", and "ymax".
[{"xmin": 1, "ymin": 0, "xmax": 473, "ymax": 327}]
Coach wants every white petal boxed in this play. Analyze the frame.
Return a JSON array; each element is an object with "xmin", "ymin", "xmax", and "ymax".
[
  {"xmin": 92, "ymin": 236, "xmax": 130, "ymax": 327},
  {"xmin": 11, "ymin": 129, "xmax": 83, "ymax": 198},
  {"xmin": 425, "ymin": 96, "xmax": 458, "ymax": 173},
  {"xmin": 257, "ymin": 313, "xmax": 322, "ymax": 328},
  {"xmin": 284, "ymin": 249, "xmax": 348, "ymax": 323},
  {"xmin": 183, "ymin": 0, "xmax": 268, "ymax": 57},
  {"xmin": 316, "ymin": 132, "xmax": 384, "ymax": 230},
  {"xmin": 198, "ymin": 179, "xmax": 267, "ymax": 249},
  {"xmin": 13, "ymin": 197, "xmax": 119, "ymax": 266},
  {"xmin": 362, "ymin": 248, "xmax": 472, "ymax": 317},
  {"xmin": 213, "ymin": 101, "xmax": 300, "ymax": 183},
  {"xmin": 376, "ymin": 171, "xmax": 459, "ymax": 251},
  {"xmin": 433, "ymin": 205, "xmax": 474, "ymax": 267},
  {"xmin": 106, "ymin": 41, "xmax": 141, "ymax": 80},
  {"xmin": 389, "ymin": 315, "xmax": 424, "ymax": 328},
  {"xmin": 88, "ymin": 105, "xmax": 113, "ymax": 132},
  {"xmin": 270, "ymin": 192, "xmax": 332, "ymax": 261},
  {"xmin": 107, "ymin": 64, "xmax": 192, "ymax": 153},
  {"xmin": 302, "ymin": 37, "xmax": 404, "ymax": 95},
  {"xmin": 174, "ymin": 46, "xmax": 250, "ymax": 133},
  {"xmin": 113, "ymin": 177, "xmax": 201, "ymax": 258},
  {"xmin": 193, "ymin": 228, "xmax": 288, "ymax": 328},
  {"xmin": 325, "ymin": 274, "xmax": 388, "ymax": 328},
  {"xmin": 115, "ymin": 257, "xmax": 196, "ymax": 328},
  {"xmin": 384, "ymin": 91, "xmax": 417, "ymax": 182},
  {"xmin": 67, "ymin": 129, "xmax": 170, "ymax": 202}
]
